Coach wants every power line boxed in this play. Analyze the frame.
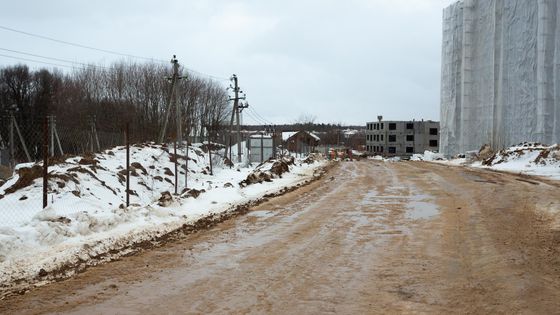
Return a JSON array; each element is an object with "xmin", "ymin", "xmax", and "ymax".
[
  {"xmin": 0, "ymin": 24, "xmax": 230, "ymax": 81},
  {"xmin": 0, "ymin": 52, "xmax": 141, "ymax": 76},
  {"xmin": 0, "ymin": 47, "xmax": 111, "ymax": 70},
  {"xmin": 249, "ymin": 106, "xmax": 274, "ymax": 125},
  {"xmin": 0, "ymin": 24, "xmax": 166, "ymax": 63},
  {"xmin": 0, "ymin": 53, "xmax": 91, "ymax": 70},
  {"xmin": 250, "ymin": 107, "xmax": 273, "ymax": 124},
  {"xmin": 244, "ymin": 110, "xmax": 268, "ymax": 125}
]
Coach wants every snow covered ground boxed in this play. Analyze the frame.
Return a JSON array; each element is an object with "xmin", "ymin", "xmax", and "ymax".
[
  {"xmin": 412, "ymin": 144, "xmax": 560, "ymax": 180},
  {"xmin": 0, "ymin": 143, "xmax": 326, "ymax": 296}
]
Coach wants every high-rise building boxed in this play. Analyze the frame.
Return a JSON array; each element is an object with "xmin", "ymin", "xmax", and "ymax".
[{"xmin": 440, "ymin": 0, "xmax": 560, "ymax": 156}]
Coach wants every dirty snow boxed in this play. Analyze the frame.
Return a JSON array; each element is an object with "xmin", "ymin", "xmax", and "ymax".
[
  {"xmin": 411, "ymin": 151, "xmax": 445, "ymax": 162},
  {"xmin": 413, "ymin": 143, "xmax": 560, "ymax": 180},
  {"xmin": 0, "ymin": 143, "xmax": 326, "ymax": 295}
]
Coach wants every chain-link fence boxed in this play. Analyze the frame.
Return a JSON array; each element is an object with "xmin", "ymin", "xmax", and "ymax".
[{"xmin": 0, "ymin": 114, "xmax": 243, "ymax": 227}]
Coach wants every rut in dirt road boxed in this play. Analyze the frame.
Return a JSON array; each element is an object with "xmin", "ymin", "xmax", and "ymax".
[{"xmin": 1, "ymin": 161, "xmax": 560, "ymax": 314}]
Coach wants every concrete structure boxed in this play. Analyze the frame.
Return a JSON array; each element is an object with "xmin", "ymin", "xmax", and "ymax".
[
  {"xmin": 365, "ymin": 119, "xmax": 440, "ymax": 157},
  {"xmin": 248, "ymin": 133, "xmax": 275, "ymax": 163},
  {"xmin": 441, "ymin": 0, "xmax": 560, "ymax": 156}
]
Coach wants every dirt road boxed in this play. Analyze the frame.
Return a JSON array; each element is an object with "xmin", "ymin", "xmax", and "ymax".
[{"xmin": 2, "ymin": 161, "xmax": 560, "ymax": 314}]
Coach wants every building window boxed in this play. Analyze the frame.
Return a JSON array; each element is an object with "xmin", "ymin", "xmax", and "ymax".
[
  {"xmin": 380, "ymin": 123, "xmax": 384, "ymax": 129},
  {"xmin": 380, "ymin": 135, "xmax": 384, "ymax": 141},
  {"xmin": 406, "ymin": 147, "xmax": 414, "ymax": 153},
  {"xmin": 380, "ymin": 146, "xmax": 384, "ymax": 153},
  {"xmin": 388, "ymin": 135, "xmax": 396, "ymax": 142},
  {"xmin": 406, "ymin": 123, "xmax": 414, "ymax": 130},
  {"xmin": 406, "ymin": 135, "xmax": 414, "ymax": 142},
  {"xmin": 388, "ymin": 147, "xmax": 396, "ymax": 154},
  {"xmin": 389, "ymin": 123, "xmax": 397, "ymax": 130},
  {"xmin": 430, "ymin": 140, "xmax": 438, "ymax": 147},
  {"xmin": 430, "ymin": 128, "xmax": 438, "ymax": 135}
]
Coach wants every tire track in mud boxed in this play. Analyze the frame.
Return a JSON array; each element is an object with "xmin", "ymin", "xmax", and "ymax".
[{"xmin": 2, "ymin": 160, "xmax": 560, "ymax": 314}]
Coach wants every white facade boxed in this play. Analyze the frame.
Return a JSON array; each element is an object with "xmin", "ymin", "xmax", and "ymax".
[{"xmin": 441, "ymin": 0, "xmax": 560, "ymax": 156}]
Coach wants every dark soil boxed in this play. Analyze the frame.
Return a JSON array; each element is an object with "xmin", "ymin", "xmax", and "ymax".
[{"xmin": 4, "ymin": 165, "xmax": 43, "ymax": 195}]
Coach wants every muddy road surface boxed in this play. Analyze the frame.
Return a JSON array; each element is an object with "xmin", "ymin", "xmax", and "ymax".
[{"xmin": 2, "ymin": 161, "xmax": 560, "ymax": 314}]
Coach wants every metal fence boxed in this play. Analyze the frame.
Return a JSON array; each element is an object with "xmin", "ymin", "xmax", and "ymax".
[{"xmin": 0, "ymin": 114, "xmax": 235, "ymax": 227}]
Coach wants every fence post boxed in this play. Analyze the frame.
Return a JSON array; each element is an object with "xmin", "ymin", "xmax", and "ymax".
[
  {"xmin": 126, "ymin": 123, "xmax": 130, "ymax": 207},
  {"xmin": 228, "ymin": 133, "xmax": 232, "ymax": 165},
  {"xmin": 174, "ymin": 139, "xmax": 178, "ymax": 195},
  {"xmin": 208, "ymin": 135, "xmax": 213, "ymax": 176},
  {"xmin": 9, "ymin": 115, "xmax": 14, "ymax": 168},
  {"xmin": 43, "ymin": 116, "xmax": 49, "ymax": 209},
  {"xmin": 260, "ymin": 132, "xmax": 264, "ymax": 162},
  {"xmin": 185, "ymin": 138, "xmax": 188, "ymax": 190}
]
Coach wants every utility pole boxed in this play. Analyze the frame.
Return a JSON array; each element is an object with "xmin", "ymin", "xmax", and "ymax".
[
  {"xmin": 159, "ymin": 55, "xmax": 185, "ymax": 144},
  {"xmin": 48, "ymin": 115, "xmax": 64, "ymax": 157},
  {"xmin": 10, "ymin": 113, "xmax": 31, "ymax": 163},
  {"xmin": 9, "ymin": 113, "xmax": 14, "ymax": 168},
  {"xmin": 225, "ymin": 74, "xmax": 248, "ymax": 163}
]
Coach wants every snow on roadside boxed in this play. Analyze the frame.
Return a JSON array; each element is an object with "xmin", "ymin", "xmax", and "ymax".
[
  {"xmin": 411, "ymin": 151, "xmax": 445, "ymax": 162},
  {"xmin": 0, "ymin": 143, "xmax": 326, "ymax": 296},
  {"xmin": 474, "ymin": 143, "xmax": 560, "ymax": 180},
  {"xmin": 411, "ymin": 143, "xmax": 560, "ymax": 180}
]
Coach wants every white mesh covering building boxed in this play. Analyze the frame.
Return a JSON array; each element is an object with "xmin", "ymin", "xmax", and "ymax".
[{"xmin": 440, "ymin": 0, "xmax": 560, "ymax": 156}]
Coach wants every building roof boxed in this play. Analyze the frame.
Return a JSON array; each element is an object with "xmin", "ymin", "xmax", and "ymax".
[
  {"xmin": 250, "ymin": 134, "xmax": 273, "ymax": 139},
  {"xmin": 282, "ymin": 131, "xmax": 320, "ymax": 142}
]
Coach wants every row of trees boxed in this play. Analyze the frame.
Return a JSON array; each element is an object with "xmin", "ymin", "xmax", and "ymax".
[{"xmin": 0, "ymin": 62, "xmax": 231, "ymax": 161}]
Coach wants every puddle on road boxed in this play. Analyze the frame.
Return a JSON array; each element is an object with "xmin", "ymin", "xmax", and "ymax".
[
  {"xmin": 247, "ymin": 210, "xmax": 275, "ymax": 218},
  {"xmin": 406, "ymin": 195, "xmax": 439, "ymax": 220}
]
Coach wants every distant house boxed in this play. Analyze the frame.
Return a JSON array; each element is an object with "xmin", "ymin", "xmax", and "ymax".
[{"xmin": 282, "ymin": 131, "xmax": 320, "ymax": 155}]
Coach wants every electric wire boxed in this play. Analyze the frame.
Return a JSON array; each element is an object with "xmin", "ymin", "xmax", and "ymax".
[
  {"xmin": 0, "ymin": 25, "xmax": 166, "ymax": 63},
  {"xmin": 249, "ymin": 106, "xmax": 274, "ymax": 125},
  {"xmin": 0, "ymin": 47, "xmax": 112, "ymax": 70},
  {"xmin": 0, "ymin": 53, "xmax": 94, "ymax": 70},
  {"xmin": 0, "ymin": 24, "xmax": 230, "ymax": 81},
  {"xmin": 250, "ymin": 107, "xmax": 273, "ymax": 125},
  {"xmin": 244, "ymin": 110, "xmax": 268, "ymax": 126}
]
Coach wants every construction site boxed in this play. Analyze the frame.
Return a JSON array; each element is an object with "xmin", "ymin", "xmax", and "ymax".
[{"xmin": 0, "ymin": 1, "xmax": 559, "ymax": 314}]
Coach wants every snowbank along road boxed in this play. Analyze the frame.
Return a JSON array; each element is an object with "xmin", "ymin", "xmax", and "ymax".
[{"xmin": 2, "ymin": 160, "xmax": 560, "ymax": 314}]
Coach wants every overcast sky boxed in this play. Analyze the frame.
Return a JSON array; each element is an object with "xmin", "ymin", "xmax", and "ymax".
[{"xmin": 0, "ymin": 0, "xmax": 457, "ymax": 125}]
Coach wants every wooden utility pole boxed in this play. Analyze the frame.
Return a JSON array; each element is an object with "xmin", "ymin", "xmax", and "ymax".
[{"xmin": 159, "ymin": 55, "xmax": 185, "ymax": 144}]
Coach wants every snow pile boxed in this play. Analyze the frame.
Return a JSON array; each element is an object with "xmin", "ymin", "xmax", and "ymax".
[
  {"xmin": 411, "ymin": 151, "xmax": 445, "ymax": 162},
  {"xmin": 0, "ymin": 143, "xmax": 214, "ymax": 227},
  {"xmin": 0, "ymin": 143, "xmax": 327, "ymax": 295},
  {"xmin": 351, "ymin": 150, "xmax": 367, "ymax": 158},
  {"xmin": 239, "ymin": 156, "xmax": 295, "ymax": 186},
  {"xmin": 412, "ymin": 142, "xmax": 560, "ymax": 180},
  {"xmin": 476, "ymin": 143, "xmax": 560, "ymax": 179}
]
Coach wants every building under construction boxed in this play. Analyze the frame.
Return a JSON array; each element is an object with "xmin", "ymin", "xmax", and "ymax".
[{"xmin": 440, "ymin": 0, "xmax": 560, "ymax": 156}]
